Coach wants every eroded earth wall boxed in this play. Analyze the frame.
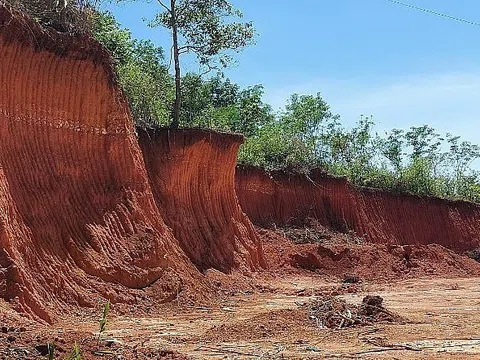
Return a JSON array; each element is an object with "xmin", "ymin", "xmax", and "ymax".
[
  {"xmin": 0, "ymin": 5, "xmax": 198, "ymax": 322},
  {"xmin": 139, "ymin": 129, "xmax": 265, "ymax": 273},
  {"xmin": 236, "ymin": 166, "xmax": 480, "ymax": 252}
]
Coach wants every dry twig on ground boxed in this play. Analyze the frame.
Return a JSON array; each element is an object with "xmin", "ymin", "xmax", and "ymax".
[{"xmin": 307, "ymin": 295, "xmax": 403, "ymax": 329}]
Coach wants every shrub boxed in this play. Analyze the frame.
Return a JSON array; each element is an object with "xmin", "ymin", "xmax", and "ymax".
[{"xmin": 3, "ymin": 0, "xmax": 95, "ymax": 34}]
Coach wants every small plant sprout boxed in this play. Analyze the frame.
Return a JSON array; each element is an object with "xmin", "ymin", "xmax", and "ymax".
[
  {"xmin": 98, "ymin": 299, "xmax": 111, "ymax": 340},
  {"xmin": 47, "ymin": 343, "xmax": 55, "ymax": 360},
  {"xmin": 67, "ymin": 342, "xmax": 81, "ymax": 360}
]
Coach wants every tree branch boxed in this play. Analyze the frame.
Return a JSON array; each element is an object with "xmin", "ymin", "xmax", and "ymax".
[
  {"xmin": 198, "ymin": 62, "xmax": 219, "ymax": 77},
  {"xmin": 156, "ymin": 0, "xmax": 171, "ymax": 13},
  {"xmin": 178, "ymin": 45, "xmax": 203, "ymax": 54}
]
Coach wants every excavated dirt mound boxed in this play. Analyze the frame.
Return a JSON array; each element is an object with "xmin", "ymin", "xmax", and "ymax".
[
  {"xmin": 0, "ymin": 5, "xmax": 208, "ymax": 322},
  {"xmin": 259, "ymin": 228, "xmax": 480, "ymax": 280},
  {"xmin": 202, "ymin": 308, "xmax": 310, "ymax": 343},
  {"xmin": 139, "ymin": 129, "xmax": 265, "ymax": 273},
  {"xmin": 236, "ymin": 165, "xmax": 480, "ymax": 252}
]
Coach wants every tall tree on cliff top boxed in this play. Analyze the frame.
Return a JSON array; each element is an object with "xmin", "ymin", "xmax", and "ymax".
[{"xmin": 149, "ymin": 0, "xmax": 255, "ymax": 128}]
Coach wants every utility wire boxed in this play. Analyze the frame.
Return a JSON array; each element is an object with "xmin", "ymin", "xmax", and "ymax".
[{"xmin": 383, "ymin": 0, "xmax": 480, "ymax": 27}]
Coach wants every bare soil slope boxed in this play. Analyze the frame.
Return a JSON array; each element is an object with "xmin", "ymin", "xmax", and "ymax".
[
  {"xmin": 259, "ymin": 227, "xmax": 480, "ymax": 280},
  {"xmin": 236, "ymin": 165, "xmax": 480, "ymax": 252},
  {"xmin": 0, "ymin": 5, "xmax": 203, "ymax": 322},
  {"xmin": 139, "ymin": 129, "xmax": 265, "ymax": 272}
]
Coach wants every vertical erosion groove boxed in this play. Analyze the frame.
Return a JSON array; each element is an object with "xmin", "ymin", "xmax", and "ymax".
[
  {"xmin": 0, "ymin": 5, "xmax": 198, "ymax": 322},
  {"xmin": 139, "ymin": 129, "xmax": 265, "ymax": 273},
  {"xmin": 235, "ymin": 166, "xmax": 480, "ymax": 253}
]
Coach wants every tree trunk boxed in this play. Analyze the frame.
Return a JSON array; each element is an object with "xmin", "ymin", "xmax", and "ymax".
[{"xmin": 171, "ymin": 0, "xmax": 181, "ymax": 128}]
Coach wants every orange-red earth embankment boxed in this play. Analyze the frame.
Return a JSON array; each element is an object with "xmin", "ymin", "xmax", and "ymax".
[
  {"xmin": 0, "ymin": 5, "xmax": 203, "ymax": 322},
  {"xmin": 139, "ymin": 129, "xmax": 265, "ymax": 273},
  {"xmin": 0, "ymin": 5, "xmax": 267, "ymax": 322},
  {"xmin": 236, "ymin": 166, "xmax": 480, "ymax": 252}
]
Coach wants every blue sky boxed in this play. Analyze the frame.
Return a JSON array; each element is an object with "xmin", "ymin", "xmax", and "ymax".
[{"xmin": 102, "ymin": 0, "xmax": 480, "ymax": 144}]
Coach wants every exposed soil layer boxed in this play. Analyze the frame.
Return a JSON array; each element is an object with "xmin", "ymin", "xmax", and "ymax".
[
  {"xmin": 236, "ymin": 165, "xmax": 480, "ymax": 252},
  {"xmin": 139, "ymin": 129, "xmax": 265, "ymax": 272},
  {"xmin": 259, "ymin": 227, "xmax": 480, "ymax": 280},
  {"xmin": 0, "ymin": 4, "xmax": 203, "ymax": 322}
]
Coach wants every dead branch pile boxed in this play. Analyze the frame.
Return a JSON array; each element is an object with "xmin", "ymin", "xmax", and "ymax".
[
  {"xmin": 279, "ymin": 218, "xmax": 363, "ymax": 245},
  {"xmin": 308, "ymin": 295, "xmax": 402, "ymax": 329}
]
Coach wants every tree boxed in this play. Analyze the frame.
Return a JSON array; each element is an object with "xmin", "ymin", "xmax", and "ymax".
[
  {"xmin": 345, "ymin": 115, "xmax": 379, "ymax": 185},
  {"xmin": 91, "ymin": 11, "xmax": 173, "ymax": 127},
  {"xmin": 234, "ymin": 85, "xmax": 273, "ymax": 136},
  {"xmin": 91, "ymin": 11, "xmax": 132, "ymax": 65},
  {"xmin": 281, "ymin": 93, "xmax": 333, "ymax": 140},
  {"xmin": 445, "ymin": 134, "xmax": 480, "ymax": 197},
  {"xmin": 149, "ymin": 0, "xmax": 256, "ymax": 128},
  {"xmin": 405, "ymin": 125, "xmax": 442, "ymax": 161},
  {"xmin": 179, "ymin": 74, "xmax": 272, "ymax": 133},
  {"xmin": 380, "ymin": 128, "xmax": 405, "ymax": 173},
  {"xmin": 280, "ymin": 93, "xmax": 340, "ymax": 164},
  {"xmin": 239, "ymin": 93, "xmax": 338, "ymax": 172}
]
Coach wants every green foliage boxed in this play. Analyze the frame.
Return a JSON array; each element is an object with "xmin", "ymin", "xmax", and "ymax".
[
  {"xmin": 90, "ymin": 10, "xmax": 133, "ymax": 65},
  {"xmin": 401, "ymin": 157, "xmax": 436, "ymax": 195},
  {"xmin": 322, "ymin": 115, "xmax": 380, "ymax": 185},
  {"xmin": 151, "ymin": 0, "xmax": 255, "ymax": 70},
  {"xmin": 239, "ymin": 93, "xmax": 340, "ymax": 172},
  {"xmin": 91, "ymin": 11, "xmax": 173, "ymax": 127},
  {"xmin": 405, "ymin": 125, "xmax": 442, "ymax": 160},
  {"xmin": 239, "ymin": 122, "xmax": 296, "ymax": 170},
  {"xmin": 179, "ymin": 73, "xmax": 272, "ymax": 134},
  {"xmin": 233, "ymin": 85, "xmax": 273, "ymax": 136},
  {"xmin": 379, "ymin": 128, "xmax": 405, "ymax": 172},
  {"xmin": 87, "ymin": 10, "xmax": 480, "ymax": 203},
  {"xmin": 282, "ymin": 93, "xmax": 332, "ymax": 139},
  {"xmin": 99, "ymin": 299, "xmax": 110, "ymax": 336},
  {"xmin": 67, "ymin": 342, "xmax": 81, "ymax": 360},
  {"xmin": 237, "ymin": 90, "xmax": 480, "ymax": 202},
  {"xmin": 239, "ymin": 124, "xmax": 318, "ymax": 172},
  {"xmin": 113, "ymin": 0, "xmax": 255, "ymax": 127}
]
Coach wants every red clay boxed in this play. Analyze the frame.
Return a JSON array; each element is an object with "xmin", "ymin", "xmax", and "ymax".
[
  {"xmin": 236, "ymin": 166, "xmax": 480, "ymax": 252},
  {"xmin": 0, "ymin": 5, "xmax": 269, "ymax": 323},
  {"xmin": 259, "ymin": 228, "xmax": 480, "ymax": 280},
  {"xmin": 139, "ymin": 129, "xmax": 265, "ymax": 273},
  {"xmin": 0, "ymin": 5, "xmax": 203, "ymax": 322}
]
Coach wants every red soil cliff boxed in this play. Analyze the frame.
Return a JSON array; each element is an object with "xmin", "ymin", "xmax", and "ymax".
[
  {"xmin": 0, "ymin": 5, "xmax": 200, "ymax": 322},
  {"xmin": 139, "ymin": 129, "xmax": 265, "ymax": 272},
  {"xmin": 235, "ymin": 166, "xmax": 480, "ymax": 252}
]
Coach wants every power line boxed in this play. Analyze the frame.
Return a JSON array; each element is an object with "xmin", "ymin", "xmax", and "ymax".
[{"xmin": 383, "ymin": 0, "xmax": 480, "ymax": 28}]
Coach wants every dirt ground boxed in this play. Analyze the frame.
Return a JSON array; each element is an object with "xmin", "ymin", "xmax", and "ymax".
[{"xmin": 2, "ymin": 274, "xmax": 480, "ymax": 359}]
